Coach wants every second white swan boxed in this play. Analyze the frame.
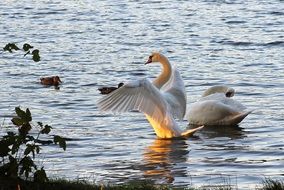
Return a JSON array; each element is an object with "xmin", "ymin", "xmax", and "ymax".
[
  {"xmin": 97, "ymin": 52, "xmax": 203, "ymax": 139},
  {"xmin": 186, "ymin": 85, "xmax": 252, "ymax": 126}
]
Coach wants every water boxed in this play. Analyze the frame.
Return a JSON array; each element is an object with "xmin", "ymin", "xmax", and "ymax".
[{"xmin": 0, "ymin": 0, "xmax": 283, "ymax": 189}]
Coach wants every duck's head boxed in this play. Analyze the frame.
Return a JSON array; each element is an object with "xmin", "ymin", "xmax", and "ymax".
[
  {"xmin": 53, "ymin": 76, "xmax": 62, "ymax": 84},
  {"xmin": 145, "ymin": 52, "xmax": 164, "ymax": 64}
]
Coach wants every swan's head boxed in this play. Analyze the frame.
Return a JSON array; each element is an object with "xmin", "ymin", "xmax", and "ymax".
[
  {"xmin": 145, "ymin": 52, "xmax": 164, "ymax": 64},
  {"xmin": 202, "ymin": 85, "xmax": 235, "ymax": 97},
  {"xmin": 225, "ymin": 87, "xmax": 235, "ymax": 97}
]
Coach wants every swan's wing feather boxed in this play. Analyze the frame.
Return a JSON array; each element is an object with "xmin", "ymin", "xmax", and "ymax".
[
  {"xmin": 161, "ymin": 67, "xmax": 187, "ymax": 119},
  {"xmin": 97, "ymin": 79, "xmax": 168, "ymax": 123},
  {"xmin": 221, "ymin": 97, "xmax": 247, "ymax": 112},
  {"xmin": 187, "ymin": 100, "xmax": 237, "ymax": 125},
  {"xmin": 187, "ymin": 98, "xmax": 250, "ymax": 125},
  {"xmin": 200, "ymin": 93, "xmax": 247, "ymax": 112}
]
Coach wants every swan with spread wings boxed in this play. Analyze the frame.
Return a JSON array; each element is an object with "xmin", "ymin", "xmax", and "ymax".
[{"xmin": 97, "ymin": 53, "xmax": 203, "ymax": 139}]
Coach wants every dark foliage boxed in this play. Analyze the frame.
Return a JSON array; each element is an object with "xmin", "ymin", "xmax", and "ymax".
[
  {"xmin": 0, "ymin": 177, "xmax": 172, "ymax": 190},
  {"xmin": 259, "ymin": 178, "xmax": 284, "ymax": 190},
  {"xmin": 0, "ymin": 107, "xmax": 66, "ymax": 182},
  {"xmin": 3, "ymin": 43, "xmax": 20, "ymax": 52},
  {"xmin": 3, "ymin": 43, "xmax": 41, "ymax": 62}
]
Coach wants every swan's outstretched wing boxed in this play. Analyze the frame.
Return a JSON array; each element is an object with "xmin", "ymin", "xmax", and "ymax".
[
  {"xmin": 97, "ymin": 79, "xmax": 168, "ymax": 123},
  {"xmin": 161, "ymin": 67, "xmax": 186, "ymax": 119}
]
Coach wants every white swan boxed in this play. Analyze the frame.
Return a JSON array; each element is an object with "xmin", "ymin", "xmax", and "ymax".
[
  {"xmin": 186, "ymin": 85, "xmax": 252, "ymax": 126},
  {"xmin": 98, "ymin": 53, "xmax": 203, "ymax": 139}
]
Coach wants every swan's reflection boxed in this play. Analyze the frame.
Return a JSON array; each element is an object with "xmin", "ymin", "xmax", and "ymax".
[
  {"xmin": 188, "ymin": 124, "xmax": 249, "ymax": 153},
  {"xmin": 142, "ymin": 138, "xmax": 189, "ymax": 184},
  {"xmin": 189, "ymin": 124, "xmax": 246, "ymax": 140}
]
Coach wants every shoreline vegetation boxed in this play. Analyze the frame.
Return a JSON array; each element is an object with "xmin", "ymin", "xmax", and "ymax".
[{"xmin": 0, "ymin": 177, "xmax": 283, "ymax": 190}]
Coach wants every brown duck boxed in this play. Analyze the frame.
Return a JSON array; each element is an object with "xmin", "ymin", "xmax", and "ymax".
[
  {"xmin": 98, "ymin": 82, "xmax": 124, "ymax": 94},
  {"xmin": 40, "ymin": 76, "xmax": 62, "ymax": 86}
]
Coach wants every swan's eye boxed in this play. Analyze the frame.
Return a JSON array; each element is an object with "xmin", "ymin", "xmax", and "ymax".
[{"xmin": 149, "ymin": 55, "xmax": 153, "ymax": 60}]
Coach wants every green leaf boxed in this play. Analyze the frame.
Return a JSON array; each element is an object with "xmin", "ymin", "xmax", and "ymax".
[
  {"xmin": 32, "ymin": 49, "xmax": 40, "ymax": 62},
  {"xmin": 34, "ymin": 167, "xmax": 48, "ymax": 182},
  {"xmin": 0, "ymin": 163, "xmax": 10, "ymax": 176},
  {"xmin": 8, "ymin": 155, "xmax": 16, "ymax": 163},
  {"xmin": 15, "ymin": 107, "xmax": 26, "ymax": 119},
  {"xmin": 41, "ymin": 125, "xmax": 52, "ymax": 134},
  {"xmin": 32, "ymin": 150, "xmax": 35, "ymax": 159},
  {"xmin": 11, "ymin": 117, "xmax": 24, "ymax": 126},
  {"xmin": 10, "ymin": 136, "xmax": 23, "ymax": 155},
  {"xmin": 14, "ymin": 107, "xmax": 32, "ymax": 123},
  {"xmin": 32, "ymin": 49, "xmax": 39, "ymax": 55},
  {"xmin": 20, "ymin": 156, "xmax": 36, "ymax": 179},
  {"xmin": 10, "ymin": 43, "xmax": 20, "ymax": 51},
  {"xmin": 11, "ymin": 143, "xmax": 19, "ymax": 155},
  {"xmin": 59, "ymin": 140, "xmax": 66, "ymax": 151},
  {"xmin": 3, "ymin": 43, "xmax": 20, "ymax": 52},
  {"xmin": 23, "ymin": 43, "xmax": 33, "ymax": 51},
  {"xmin": 53, "ymin": 135, "xmax": 60, "ymax": 143},
  {"xmin": 32, "ymin": 55, "xmax": 41, "ymax": 62},
  {"xmin": 26, "ymin": 135, "xmax": 35, "ymax": 141},
  {"xmin": 35, "ymin": 145, "xmax": 40, "ymax": 154},
  {"xmin": 24, "ymin": 145, "xmax": 32, "ymax": 156},
  {"xmin": 24, "ymin": 144, "xmax": 39, "ymax": 159},
  {"xmin": 37, "ymin": 122, "xmax": 43, "ymax": 127},
  {"xmin": 53, "ymin": 135, "xmax": 66, "ymax": 151},
  {"xmin": 3, "ymin": 44, "xmax": 10, "ymax": 51},
  {"xmin": 2, "ymin": 156, "xmax": 19, "ymax": 177},
  {"xmin": 18, "ymin": 123, "xmax": 32, "ymax": 136},
  {"xmin": 26, "ymin": 108, "xmax": 32, "ymax": 122},
  {"xmin": 19, "ymin": 167, "xmax": 24, "ymax": 176},
  {"xmin": 0, "ymin": 141, "xmax": 11, "ymax": 157},
  {"xmin": 7, "ymin": 132, "xmax": 16, "ymax": 137},
  {"xmin": 3, "ymin": 133, "xmax": 16, "ymax": 145}
]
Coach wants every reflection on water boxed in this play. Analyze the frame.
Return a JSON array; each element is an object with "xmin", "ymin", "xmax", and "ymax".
[
  {"xmin": 142, "ymin": 138, "xmax": 189, "ymax": 184},
  {"xmin": 191, "ymin": 125, "xmax": 246, "ymax": 140}
]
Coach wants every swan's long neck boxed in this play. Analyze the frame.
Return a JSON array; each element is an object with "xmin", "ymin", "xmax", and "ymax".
[{"xmin": 153, "ymin": 56, "xmax": 172, "ymax": 89}]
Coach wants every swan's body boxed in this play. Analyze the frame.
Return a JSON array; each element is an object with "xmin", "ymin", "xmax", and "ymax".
[
  {"xmin": 187, "ymin": 86, "xmax": 251, "ymax": 126},
  {"xmin": 98, "ymin": 53, "xmax": 203, "ymax": 139}
]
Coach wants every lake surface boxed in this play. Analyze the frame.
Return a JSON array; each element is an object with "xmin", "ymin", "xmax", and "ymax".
[{"xmin": 0, "ymin": 0, "xmax": 283, "ymax": 189}]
